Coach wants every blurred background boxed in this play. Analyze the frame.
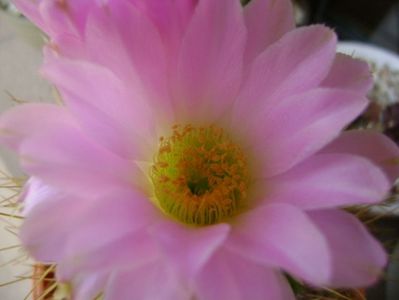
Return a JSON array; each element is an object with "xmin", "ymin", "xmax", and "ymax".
[
  {"xmin": 0, "ymin": 0, "xmax": 398, "ymax": 299},
  {"xmin": 296, "ymin": 0, "xmax": 399, "ymax": 53}
]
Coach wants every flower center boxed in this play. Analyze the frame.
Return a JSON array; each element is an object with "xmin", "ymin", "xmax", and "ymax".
[{"xmin": 150, "ymin": 124, "xmax": 251, "ymax": 226}]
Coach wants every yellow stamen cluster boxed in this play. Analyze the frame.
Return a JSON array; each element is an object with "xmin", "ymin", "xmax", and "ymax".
[{"xmin": 150, "ymin": 124, "xmax": 250, "ymax": 226}]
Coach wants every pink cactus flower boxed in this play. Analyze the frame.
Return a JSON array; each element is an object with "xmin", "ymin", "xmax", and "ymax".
[{"xmin": 2, "ymin": 0, "xmax": 399, "ymax": 299}]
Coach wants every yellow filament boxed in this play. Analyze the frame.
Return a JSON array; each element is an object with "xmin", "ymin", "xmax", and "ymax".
[{"xmin": 150, "ymin": 124, "xmax": 250, "ymax": 226}]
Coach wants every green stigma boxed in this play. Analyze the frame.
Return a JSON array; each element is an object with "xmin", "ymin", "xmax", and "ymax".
[{"xmin": 150, "ymin": 124, "xmax": 251, "ymax": 226}]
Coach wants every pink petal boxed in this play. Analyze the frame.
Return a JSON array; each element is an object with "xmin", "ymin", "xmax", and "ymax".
[
  {"xmin": 174, "ymin": 0, "xmax": 246, "ymax": 122},
  {"xmin": 244, "ymin": 0, "xmax": 294, "ymax": 64},
  {"xmin": 38, "ymin": 0, "xmax": 81, "ymax": 37},
  {"xmin": 13, "ymin": 0, "xmax": 46, "ymax": 32},
  {"xmin": 130, "ymin": 0, "xmax": 197, "ymax": 58},
  {"xmin": 0, "ymin": 103, "xmax": 75, "ymax": 151},
  {"xmin": 20, "ymin": 191, "xmax": 91, "ymax": 262},
  {"xmin": 42, "ymin": 55, "xmax": 155, "ymax": 159},
  {"xmin": 19, "ymin": 123, "xmax": 137, "ymax": 196},
  {"xmin": 84, "ymin": 3, "xmax": 164, "ymax": 84},
  {"xmin": 85, "ymin": 3, "xmax": 143, "ymax": 82},
  {"xmin": 20, "ymin": 177, "xmax": 59, "ymax": 215},
  {"xmin": 267, "ymin": 153, "xmax": 390, "ymax": 210},
  {"xmin": 16, "ymin": 0, "xmax": 197, "ymax": 43},
  {"xmin": 321, "ymin": 130, "xmax": 399, "ymax": 183},
  {"xmin": 52, "ymin": 34, "xmax": 88, "ymax": 60},
  {"xmin": 151, "ymin": 220, "xmax": 230, "ymax": 278},
  {"xmin": 61, "ymin": 192, "xmax": 157, "ymax": 260},
  {"xmin": 322, "ymin": 53, "xmax": 373, "ymax": 94},
  {"xmin": 23, "ymin": 0, "xmax": 94, "ymax": 37},
  {"xmin": 21, "ymin": 188, "xmax": 155, "ymax": 263},
  {"xmin": 226, "ymin": 204, "xmax": 331, "ymax": 285},
  {"xmin": 72, "ymin": 272, "xmax": 108, "ymax": 300},
  {"xmin": 232, "ymin": 25, "xmax": 337, "ymax": 128},
  {"xmin": 308, "ymin": 209, "xmax": 387, "ymax": 287},
  {"xmin": 104, "ymin": 1, "xmax": 175, "ymax": 122},
  {"xmin": 104, "ymin": 259, "xmax": 190, "ymax": 300},
  {"xmin": 195, "ymin": 248, "xmax": 295, "ymax": 300},
  {"xmin": 58, "ymin": 228, "xmax": 159, "ymax": 281},
  {"xmin": 251, "ymin": 88, "xmax": 368, "ymax": 176}
]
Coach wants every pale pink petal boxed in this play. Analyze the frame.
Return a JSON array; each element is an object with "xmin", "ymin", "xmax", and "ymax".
[
  {"xmin": 232, "ymin": 25, "xmax": 337, "ymax": 127},
  {"xmin": 132, "ymin": 0, "xmax": 196, "ymax": 31},
  {"xmin": 61, "ymin": 192, "xmax": 156, "ymax": 260},
  {"xmin": 21, "ymin": 189, "xmax": 155, "ymax": 263},
  {"xmin": 38, "ymin": 0, "xmax": 81, "ymax": 36},
  {"xmin": 20, "ymin": 177, "xmax": 59, "ymax": 215},
  {"xmin": 13, "ymin": 0, "xmax": 46, "ymax": 31},
  {"xmin": 151, "ymin": 220, "xmax": 230, "ymax": 278},
  {"xmin": 267, "ymin": 153, "xmax": 390, "ymax": 209},
  {"xmin": 309, "ymin": 209, "xmax": 387, "ymax": 287},
  {"xmin": 58, "ymin": 225, "xmax": 158, "ymax": 281},
  {"xmin": 82, "ymin": 4, "xmax": 142, "ymax": 95},
  {"xmin": 102, "ymin": 1, "xmax": 174, "ymax": 122},
  {"xmin": 321, "ymin": 130, "xmax": 399, "ymax": 183},
  {"xmin": 52, "ymin": 34, "xmax": 88, "ymax": 60},
  {"xmin": 226, "ymin": 204, "xmax": 331, "ymax": 285},
  {"xmin": 84, "ymin": 3, "xmax": 163, "ymax": 82},
  {"xmin": 104, "ymin": 259, "xmax": 190, "ymax": 300},
  {"xmin": 20, "ymin": 192, "xmax": 91, "ymax": 262},
  {"xmin": 244, "ymin": 0, "xmax": 294, "ymax": 64},
  {"xmin": 42, "ymin": 55, "xmax": 155, "ymax": 159},
  {"xmin": 0, "ymin": 103, "xmax": 75, "ymax": 151},
  {"xmin": 16, "ymin": 0, "xmax": 197, "ymax": 42},
  {"xmin": 72, "ymin": 272, "xmax": 108, "ymax": 300},
  {"xmin": 23, "ymin": 0, "xmax": 94, "ymax": 38},
  {"xmin": 130, "ymin": 0, "xmax": 197, "ymax": 58},
  {"xmin": 322, "ymin": 53, "xmax": 373, "ymax": 94},
  {"xmin": 19, "ymin": 124, "xmax": 137, "ymax": 196},
  {"xmin": 195, "ymin": 248, "xmax": 295, "ymax": 300},
  {"xmin": 21, "ymin": 181, "xmax": 159, "ymax": 290},
  {"xmin": 251, "ymin": 88, "xmax": 368, "ymax": 176},
  {"xmin": 174, "ymin": 0, "xmax": 246, "ymax": 122},
  {"xmin": 106, "ymin": 0, "xmax": 167, "ymax": 81}
]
